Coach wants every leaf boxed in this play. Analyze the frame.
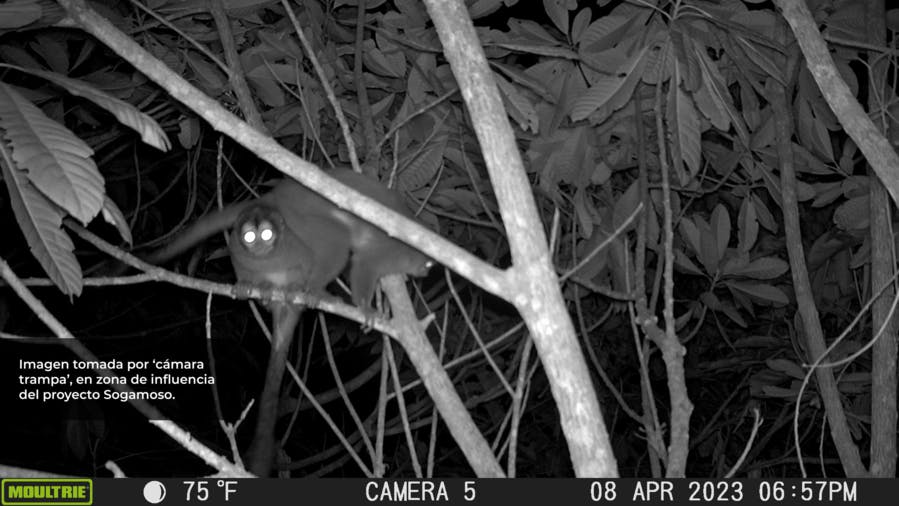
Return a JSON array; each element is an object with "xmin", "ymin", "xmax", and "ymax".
[
  {"xmin": 796, "ymin": 180, "xmax": 815, "ymax": 202},
  {"xmin": 791, "ymin": 142, "xmax": 836, "ymax": 175},
  {"xmin": 669, "ymin": 24, "xmax": 701, "ymax": 91},
  {"xmin": 726, "ymin": 281, "xmax": 789, "ymax": 305},
  {"xmin": 737, "ymin": 196, "xmax": 758, "ymax": 252},
  {"xmin": 734, "ymin": 335, "xmax": 782, "ymax": 348},
  {"xmin": 178, "ymin": 116, "xmax": 201, "ymax": 149},
  {"xmin": 711, "ymin": 204, "xmax": 730, "ymax": 264},
  {"xmin": 573, "ymin": 187, "xmax": 595, "ymax": 237},
  {"xmin": 0, "ymin": 83, "xmax": 103, "ymax": 224},
  {"xmin": 100, "ymin": 196, "xmax": 132, "ymax": 246},
  {"xmin": 760, "ymin": 385, "xmax": 801, "ymax": 398},
  {"xmin": 223, "ymin": 0, "xmax": 283, "ymax": 12},
  {"xmin": 720, "ymin": 250, "xmax": 749, "ymax": 277},
  {"xmin": 527, "ymin": 126, "xmax": 592, "ymax": 186},
  {"xmin": 570, "ymin": 45, "xmax": 649, "ymax": 122},
  {"xmin": 811, "ymin": 181, "xmax": 844, "ymax": 208},
  {"xmin": 492, "ymin": 62, "xmax": 555, "ymax": 102},
  {"xmin": 833, "ymin": 195, "xmax": 870, "ymax": 230},
  {"xmin": 7, "ymin": 65, "xmax": 171, "ymax": 151},
  {"xmin": 696, "ymin": 215, "xmax": 720, "ymax": 273},
  {"xmin": 369, "ymin": 93, "xmax": 396, "ymax": 117},
  {"xmin": 491, "ymin": 20, "xmax": 577, "ymax": 58},
  {"xmin": 580, "ymin": 9, "xmax": 644, "ymax": 46},
  {"xmin": 642, "ymin": 38, "xmax": 674, "ymax": 85},
  {"xmin": 700, "ymin": 291, "xmax": 722, "ymax": 310},
  {"xmin": 733, "ymin": 35, "xmax": 783, "ymax": 84},
  {"xmin": 702, "ymin": 291, "xmax": 747, "ymax": 326},
  {"xmin": 578, "ymin": 6, "xmax": 644, "ymax": 50},
  {"xmin": 727, "ymin": 257, "xmax": 789, "ymax": 280},
  {"xmin": 692, "ymin": 76, "xmax": 730, "ymax": 131},
  {"xmin": 888, "ymin": 8, "xmax": 899, "ymax": 32},
  {"xmin": 755, "ymin": 159, "xmax": 783, "ymax": 209},
  {"xmin": 573, "ymin": 229, "xmax": 612, "ymax": 279},
  {"xmin": 0, "ymin": 44, "xmax": 43, "ymax": 70},
  {"xmin": 797, "ymin": 98, "xmax": 834, "ymax": 161},
  {"xmin": 494, "ymin": 71, "xmax": 538, "ymax": 132},
  {"xmin": 429, "ymin": 188, "xmax": 493, "ymax": 217},
  {"xmin": 612, "ymin": 180, "xmax": 640, "ymax": 230},
  {"xmin": 669, "ymin": 82, "xmax": 702, "ymax": 182},
  {"xmin": 693, "ymin": 44, "xmax": 749, "ymax": 145},
  {"xmin": 397, "ymin": 137, "xmax": 447, "ymax": 192},
  {"xmin": 33, "ymin": 32, "xmax": 68, "ymax": 73},
  {"xmin": 542, "ymin": 0, "xmax": 574, "ymax": 35},
  {"xmin": 719, "ymin": 301, "xmax": 747, "ymax": 327},
  {"xmin": 245, "ymin": 64, "xmax": 288, "ymax": 107},
  {"xmin": 675, "ymin": 303, "xmax": 695, "ymax": 332},
  {"xmin": 494, "ymin": 42, "xmax": 578, "ymax": 59},
  {"xmin": 1, "ymin": 153, "xmax": 82, "ymax": 296},
  {"xmin": 729, "ymin": 282, "xmax": 756, "ymax": 316},
  {"xmin": 827, "ymin": 4, "xmax": 867, "ymax": 47},
  {"xmin": 674, "ymin": 248, "xmax": 704, "ymax": 276},
  {"xmin": 469, "ymin": 0, "xmax": 506, "ymax": 19},
  {"xmin": 736, "ymin": 80, "xmax": 760, "ymax": 131},
  {"xmin": 364, "ymin": 40, "xmax": 405, "ymax": 78},
  {"xmin": 807, "ymin": 231, "xmax": 855, "ymax": 271},
  {"xmin": 705, "ymin": 142, "xmax": 742, "ymax": 178},
  {"xmin": 581, "ymin": 39, "xmax": 635, "ymax": 75},
  {"xmin": 841, "ymin": 175, "xmax": 869, "ymax": 198},
  {"xmin": 678, "ymin": 217, "xmax": 701, "ymax": 256},
  {"xmin": 0, "ymin": 0, "xmax": 41, "ymax": 29},
  {"xmin": 570, "ymin": 7, "xmax": 592, "ymax": 44},
  {"xmin": 766, "ymin": 358, "xmax": 805, "ymax": 379},
  {"xmin": 750, "ymin": 191, "xmax": 777, "ymax": 233},
  {"xmin": 185, "ymin": 52, "xmax": 226, "ymax": 94},
  {"xmin": 256, "ymin": 30, "xmax": 305, "ymax": 61},
  {"xmin": 838, "ymin": 138, "xmax": 858, "ymax": 173},
  {"xmin": 507, "ymin": 18, "xmax": 561, "ymax": 46}
]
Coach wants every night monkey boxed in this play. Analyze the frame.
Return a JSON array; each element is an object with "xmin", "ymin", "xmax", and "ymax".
[
  {"xmin": 145, "ymin": 168, "xmax": 431, "ymax": 311},
  {"xmin": 227, "ymin": 205, "xmax": 337, "ymax": 476},
  {"xmin": 143, "ymin": 169, "xmax": 432, "ymax": 475}
]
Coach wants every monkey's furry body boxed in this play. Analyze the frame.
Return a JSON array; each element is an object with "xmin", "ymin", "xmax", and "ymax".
[{"xmin": 145, "ymin": 168, "xmax": 431, "ymax": 475}]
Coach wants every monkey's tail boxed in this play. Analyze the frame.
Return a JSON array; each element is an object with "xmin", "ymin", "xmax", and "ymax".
[
  {"xmin": 144, "ymin": 201, "xmax": 250, "ymax": 265},
  {"xmin": 246, "ymin": 303, "xmax": 303, "ymax": 476}
]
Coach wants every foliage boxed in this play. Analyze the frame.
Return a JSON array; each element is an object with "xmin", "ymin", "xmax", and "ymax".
[{"xmin": 0, "ymin": 0, "xmax": 895, "ymax": 477}]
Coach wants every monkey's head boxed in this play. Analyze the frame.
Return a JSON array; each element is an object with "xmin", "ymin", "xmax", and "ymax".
[{"xmin": 234, "ymin": 206, "xmax": 283, "ymax": 257}]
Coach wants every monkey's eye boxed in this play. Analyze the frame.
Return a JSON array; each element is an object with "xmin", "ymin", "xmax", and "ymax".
[
  {"xmin": 242, "ymin": 229, "xmax": 258, "ymax": 244},
  {"xmin": 259, "ymin": 227, "xmax": 274, "ymax": 242}
]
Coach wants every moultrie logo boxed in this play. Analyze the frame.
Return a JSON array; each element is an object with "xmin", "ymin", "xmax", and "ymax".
[{"xmin": 1, "ymin": 479, "xmax": 92, "ymax": 505}]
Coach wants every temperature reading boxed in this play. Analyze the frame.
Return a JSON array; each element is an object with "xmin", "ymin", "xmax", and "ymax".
[
  {"xmin": 184, "ymin": 481, "xmax": 209, "ymax": 501},
  {"xmin": 183, "ymin": 480, "xmax": 238, "ymax": 502},
  {"xmin": 218, "ymin": 480, "xmax": 238, "ymax": 501}
]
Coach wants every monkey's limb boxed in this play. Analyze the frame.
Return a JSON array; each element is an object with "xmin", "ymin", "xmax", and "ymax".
[
  {"xmin": 145, "ymin": 202, "xmax": 250, "ymax": 264},
  {"xmin": 246, "ymin": 303, "xmax": 302, "ymax": 476}
]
